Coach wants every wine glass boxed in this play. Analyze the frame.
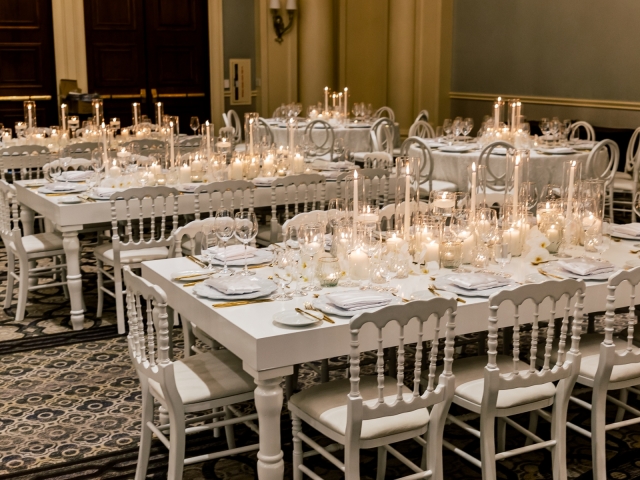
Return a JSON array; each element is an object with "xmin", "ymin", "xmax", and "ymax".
[
  {"xmin": 285, "ymin": 225, "xmax": 306, "ymax": 296},
  {"xmin": 298, "ymin": 222, "xmax": 324, "ymax": 291},
  {"xmin": 452, "ymin": 117, "xmax": 463, "ymax": 141},
  {"xmin": 519, "ymin": 182, "xmax": 539, "ymax": 211},
  {"xmin": 214, "ymin": 209, "xmax": 235, "ymax": 276},
  {"xmin": 442, "ymin": 119, "xmax": 453, "ymax": 144},
  {"xmin": 234, "ymin": 211, "xmax": 258, "ymax": 276},
  {"xmin": 68, "ymin": 116, "xmax": 80, "ymax": 137},
  {"xmin": 539, "ymin": 118, "xmax": 550, "ymax": 138},
  {"xmin": 327, "ymin": 198, "xmax": 346, "ymax": 232},
  {"xmin": 475, "ymin": 208, "xmax": 498, "ymax": 244},
  {"xmin": 463, "ymin": 117, "xmax": 474, "ymax": 137},
  {"xmin": 492, "ymin": 231, "xmax": 512, "ymax": 273},
  {"xmin": 271, "ymin": 249, "xmax": 293, "ymax": 301},
  {"xmin": 333, "ymin": 137, "xmax": 346, "ymax": 159},
  {"xmin": 201, "ymin": 221, "xmax": 219, "ymax": 271},
  {"xmin": 359, "ymin": 226, "xmax": 382, "ymax": 290},
  {"xmin": 190, "ymin": 116, "xmax": 200, "ymax": 135}
]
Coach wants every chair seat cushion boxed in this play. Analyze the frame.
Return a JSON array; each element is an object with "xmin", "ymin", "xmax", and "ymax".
[
  {"xmin": 419, "ymin": 179, "xmax": 458, "ymax": 195},
  {"xmin": 426, "ymin": 355, "xmax": 556, "ymax": 410},
  {"xmin": 148, "ymin": 350, "xmax": 255, "ymax": 405},
  {"xmin": 613, "ymin": 178, "xmax": 635, "ymax": 191},
  {"xmin": 615, "ymin": 171, "xmax": 632, "ymax": 180},
  {"xmin": 576, "ymin": 334, "xmax": 640, "ymax": 384},
  {"xmin": 94, "ymin": 243, "xmax": 169, "ymax": 264},
  {"xmin": 22, "ymin": 232, "xmax": 64, "ymax": 253},
  {"xmin": 289, "ymin": 376, "xmax": 429, "ymax": 440}
]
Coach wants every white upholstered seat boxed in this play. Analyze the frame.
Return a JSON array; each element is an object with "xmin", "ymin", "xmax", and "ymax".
[
  {"xmin": 21, "ymin": 232, "xmax": 64, "ymax": 253},
  {"xmin": 95, "ymin": 243, "xmax": 169, "ymax": 264}
]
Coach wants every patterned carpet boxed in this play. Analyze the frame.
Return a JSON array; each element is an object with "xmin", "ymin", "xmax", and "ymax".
[{"xmin": 2, "ymin": 240, "xmax": 640, "ymax": 479}]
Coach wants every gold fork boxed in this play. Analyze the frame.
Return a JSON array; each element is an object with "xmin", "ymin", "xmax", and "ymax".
[
  {"xmin": 303, "ymin": 302, "xmax": 334, "ymax": 323},
  {"xmin": 538, "ymin": 268, "xmax": 564, "ymax": 280},
  {"xmin": 429, "ymin": 284, "xmax": 466, "ymax": 303},
  {"xmin": 187, "ymin": 255, "xmax": 208, "ymax": 268}
]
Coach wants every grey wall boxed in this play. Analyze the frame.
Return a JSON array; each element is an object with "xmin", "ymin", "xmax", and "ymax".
[{"xmin": 450, "ymin": 0, "xmax": 640, "ymax": 129}]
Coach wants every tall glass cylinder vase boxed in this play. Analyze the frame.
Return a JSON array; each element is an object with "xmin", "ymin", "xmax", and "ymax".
[
  {"xmin": 561, "ymin": 159, "xmax": 582, "ymax": 248},
  {"xmin": 467, "ymin": 162, "xmax": 487, "ymax": 216},
  {"xmin": 132, "ymin": 102, "xmax": 141, "ymax": 127},
  {"xmin": 395, "ymin": 156, "xmax": 420, "ymax": 241},
  {"xmin": 244, "ymin": 112, "xmax": 259, "ymax": 157},
  {"xmin": 92, "ymin": 99, "xmax": 104, "ymax": 125},
  {"xmin": 286, "ymin": 117, "xmax": 298, "ymax": 155},
  {"xmin": 504, "ymin": 149, "xmax": 529, "ymax": 223},
  {"xmin": 345, "ymin": 171, "xmax": 366, "ymax": 231},
  {"xmin": 23, "ymin": 101, "xmax": 36, "ymax": 128}
]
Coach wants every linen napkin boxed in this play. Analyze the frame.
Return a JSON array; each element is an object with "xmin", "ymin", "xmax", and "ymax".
[
  {"xmin": 92, "ymin": 187, "xmax": 119, "ymax": 199},
  {"xmin": 325, "ymin": 161, "xmax": 352, "ymax": 170},
  {"xmin": 558, "ymin": 258, "xmax": 614, "ymax": 276},
  {"xmin": 60, "ymin": 170, "xmax": 92, "ymax": 181},
  {"xmin": 46, "ymin": 183, "xmax": 77, "ymax": 192},
  {"xmin": 204, "ymin": 276, "xmax": 261, "ymax": 295},
  {"xmin": 611, "ymin": 223, "xmax": 640, "ymax": 237},
  {"xmin": 537, "ymin": 147, "xmax": 576, "ymax": 154},
  {"xmin": 319, "ymin": 170, "xmax": 341, "ymax": 180},
  {"xmin": 326, "ymin": 292, "xmax": 392, "ymax": 311},
  {"xmin": 208, "ymin": 245, "xmax": 256, "ymax": 261},
  {"xmin": 449, "ymin": 273, "xmax": 511, "ymax": 290}
]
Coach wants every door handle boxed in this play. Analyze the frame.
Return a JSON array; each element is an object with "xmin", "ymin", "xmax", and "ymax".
[
  {"xmin": 100, "ymin": 93, "xmax": 145, "ymax": 100},
  {"xmin": 0, "ymin": 95, "xmax": 51, "ymax": 101},
  {"xmin": 153, "ymin": 92, "xmax": 206, "ymax": 99}
]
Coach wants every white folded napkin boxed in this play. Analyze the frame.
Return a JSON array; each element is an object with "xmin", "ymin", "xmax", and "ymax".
[
  {"xmin": 204, "ymin": 276, "xmax": 261, "ymax": 295},
  {"xmin": 325, "ymin": 161, "xmax": 352, "ymax": 170},
  {"xmin": 449, "ymin": 273, "xmax": 510, "ymax": 290},
  {"xmin": 93, "ymin": 187, "xmax": 119, "ymax": 199},
  {"xmin": 326, "ymin": 292, "xmax": 392, "ymax": 311},
  {"xmin": 47, "ymin": 183, "xmax": 77, "ymax": 191},
  {"xmin": 537, "ymin": 147, "xmax": 576, "ymax": 154},
  {"xmin": 558, "ymin": 258, "xmax": 614, "ymax": 276},
  {"xmin": 208, "ymin": 244, "xmax": 256, "ymax": 261},
  {"xmin": 440, "ymin": 145, "xmax": 472, "ymax": 152},
  {"xmin": 60, "ymin": 170, "xmax": 92, "ymax": 181},
  {"xmin": 253, "ymin": 177, "xmax": 278, "ymax": 186},
  {"xmin": 611, "ymin": 223, "xmax": 640, "ymax": 237}
]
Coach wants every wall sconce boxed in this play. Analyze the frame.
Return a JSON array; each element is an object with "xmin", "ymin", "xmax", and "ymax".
[{"xmin": 270, "ymin": 0, "xmax": 297, "ymax": 43}]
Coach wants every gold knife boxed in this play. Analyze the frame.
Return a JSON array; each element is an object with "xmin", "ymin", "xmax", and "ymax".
[
  {"xmin": 295, "ymin": 307, "xmax": 324, "ymax": 323},
  {"xmin": 213, "ymin": 298, "xmax": 274, "ymax": 308},
  {"xmin": 429, "ymin": 284, "xmax": 466, "ymax": 303},
  {"xmin": 187, "ymin": 255, "xmax": 208, "ymax": 268},
  {"xmin": 183, "ymin": 279, "xmax": 207, "ymax": 287},
  {"xmin": 247, "ymin": 263, "xmax": 272, "ymax": 269},
  {"xmin": 538, "ymin": 268, "xmax": 564, "ymax": 280},
  {"xmin": 175, "ymin": 271, "xmax": 214, "ymax": 281}
]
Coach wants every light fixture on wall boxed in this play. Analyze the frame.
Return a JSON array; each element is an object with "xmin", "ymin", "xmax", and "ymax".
[{"xmin": 270, "ymin": 0, "xmax": 296, "ymax": 43}]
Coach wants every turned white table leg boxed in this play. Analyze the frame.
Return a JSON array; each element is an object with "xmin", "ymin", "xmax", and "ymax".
[
  {"xmin": 62, "ymin": 230, "xmax": 85, "ymax": 330},
  {"xmin": 19, "ymin": 205, "xmax": 38, "ymax": 287},
  {"xmin": 255, "ymin": 377, "xmax": 285, "ymax": 480}
]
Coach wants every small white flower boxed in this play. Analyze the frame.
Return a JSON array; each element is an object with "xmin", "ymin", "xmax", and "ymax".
[{"xmin": 526, "ymin": 246, "xmax": 550, "ymax": 264}]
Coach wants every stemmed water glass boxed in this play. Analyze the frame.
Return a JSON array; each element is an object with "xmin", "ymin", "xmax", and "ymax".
[
  {"xmin": 442, "ymin": 119, "xmax": 453, "ymax": 145},
  {"xmin": 462, "ymin": 117, "xmax": 474, "ymax": 137},
  {"xmin": 298, "ymin": 222, "xmax": 324, "ymax": 291},
  {"xmin": 475, "ymin": 208, "xmax": 497, "ymax": 266},
  {"xmin": 327, "ymin": 198, "xmax": 346, "ymax": 233},
  {"xmin": 201, "ymin": 221, "xmax": 219, "ymax": 272},
  {"xmin": 539, "ymin": 118, "xmax": 550, "ymax": 138},
  {"xmin": 214, "ymin": 209, "xmax": 235, "ymax": 276},
  {"xmin": 492, "ymin": 230, "xmax": 512, "ymax": 273},
  {"xmin": 519, "ymin": 182, "xmax": 539, "ymax": 211},
  {"xmin": 234, "ymin": 211, "xmax": 258, "ymax": 276},
  {"xmin": 359, "ymin": 226, "xmax": 382, "ymax": 290},
  {"xmin": 333, "ymin": 137, "xmax": 346, "ymax": 160},
  {"xmin": 284, "ymin": 225, "xmax": 306, "ymax": 296},
  {"xmin": 190, "ymin": 116, "xmax": 200, "ymax": 135},
  {"xmin": 271, "ymin": 249, "xmax": 293, "ymax": 301}
]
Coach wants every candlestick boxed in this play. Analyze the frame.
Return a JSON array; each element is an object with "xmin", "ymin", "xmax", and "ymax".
[
  {"xmin": 471, "ymin": 162, "xmax": 477, "ymax": 218},
  {"xmin": 513, "ymin": 154, "xmax": 520, "ymax": 219},
  {"xmin": 101, "ymin": 122, "xmax": 108, "ymax": 163},
  {"xmin": 404, "ymin": 164, "xmax": 411, "ymax": 241},
  {"xmin": 353, "ymin": 170, "xmax": 358, "ymax": 232},
  {"xmin": 132, "ymin": 102, "xmax": 140, "ymax": 126},
  {"xmin": 249, "ymin": 118, "xmax": 254, "ymax": 156},
  {"xmin": 94, "ymin": 101, "xmax": 101, "ymax": 125},
  {"xmin": 567, "ymin": 161, "xmax": 576, "ymax": 224},
  {"xmin": 205, "ymin": 121, "xmax": 211, "ymax": 160},
  {"xmin": 324, "ymin": 87, "xmax": 329, "ymax": 114},
  {"xmin": 27, "ymin": 104, "xmax": 33, "ymax": 128},
  {"xmin": 60, "ymin": 103, "xmax": 68, "ymax": 131},
  {"xmin": 344, "ymin": 88, "xmax": 348, "ymax": 118},
  {"xmin": 156, "ymin": 102, "xmax": 163, "ymax": 125},
  {"xmin": 169, "ymin": 121, "xmax": 175, "ymax": 168}
]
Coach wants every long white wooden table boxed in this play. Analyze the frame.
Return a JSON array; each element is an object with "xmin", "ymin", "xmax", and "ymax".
[
  {"xmin": 141, "ymin": 239, "xmax": 638, "ymax": 480},
  {"xmin": 13, "ymin": 178, "xmax": 342, "ymax": 330}
]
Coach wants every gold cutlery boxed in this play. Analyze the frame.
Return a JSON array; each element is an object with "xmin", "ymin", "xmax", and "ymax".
[
  {"xmin": 174, "ymin": 271, "xmax": 214, "ymax": 281},
  {"xmin": 631, "ymin": 250, "xmax": 640, "ymax": 254},
  {"xmin": 611, "ymin": 237, "xmax": 621, "ymax": 242},
  {"xmin": 295, "ymin": 307, "xmax": 325, "ymax": 323},
  {"xmin": 538, "ymin": 268, "xmax": 564, "ymax": 280},
  {"xmin": 213, "ymin": 298, "xmax": 274, "ymax": 308},
  {"xmin": 247, "ymin": 263, "xmax": 272, "ymax": 269},
  {"xmin": 79, "ymin": 195, "xmax": 97, "ymax": 203},
  {"xmin": 391, "ymin": 292, "xmax": 410, "ymax": 303},
  {"xmin": 429, "ymin": 284, "xmax": 466, "ymax": 303},
  {"xmin": 183, "ymin": 279, "xmax": 207, "ymax": 287},
  {"xmin": 303, "ymin": 302, "xmax": 335, "ymax": 323},
  {"xmin": 43, "ymin": 192, "xmax": 75, "ymax": 196},
  {"xmin": 313, "ymin": 293, "xmax": 320, "ymax": 298},
  {"xmin": 186, "ymin": 255, "xmax": 208, "ymax": 268}
]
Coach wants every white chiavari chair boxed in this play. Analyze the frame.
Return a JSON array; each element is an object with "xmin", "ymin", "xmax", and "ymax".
[
  {"xmin": 437, "ymin": 280, "xmax": 585, "ymax": 480},
  {"xmin": 586, "ymin": 139, "xmax": 619, "ymax": 220},
  {"xmin": 414, "ymin": 109, "xmax": 430, "ymax": 124},
  {"xmin": 123, "ymin": 267, "xmax": 258, "ymax": 480},
  {"xmin": 67, "ymin": 142, "xmax": 99, "ymax": 158},
  {"xmin": 408, "ymin": 120, "xmax": 436, "ymax": 139},
  {"xmin": 95, "ymin": 186, "xmax": 179, "ymax": 333},
  {"xmin": 227, "ymin": 109, "xmax": 243, "ymax": 144},
  {"xmin": 289, "ymin": 298, "xmax": 457, "ymax": 480},
  {"xmin": 568, "ymin": 121, "xmax": 596, "ymax": 141},
  {"xmin": 0, "ymin": 180, "xmax": 68, "ymax": 322},
  {"xmin": 478, "ymin": 141, "xmax": 515, "ymax": 194},
  {"xmin": 400, "ymin": 137, "xmax": 457, "ymax": 198},
  {"xmin": 552, "ymin": 267, "xmax": 640, "ymax": 480},
  {"xmin": 374, "ymin": 106, "xmax": 396, "ymax": 122},
  {"xmin": 259, "ymin": 117, "xmax": 275, "ymax": 146},
  {"xmin": 613, "ymin": 129, "xmax": 640, "ymax": 221},
  {"xmin": 363, "ymin": 152, "xmax": 393, "ymax": 170},
  {"xmin": 337, "ymin": 168, "xmax": 391, "ymax": 211},
  {"xmin": 304, "ymin": 119, "xmax": 335, "ymax": 161}
]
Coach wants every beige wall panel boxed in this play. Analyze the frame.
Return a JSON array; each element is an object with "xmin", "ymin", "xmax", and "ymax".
[{"xmin": 52, "ymin": 0, "xmax": 88, "ymax": 97}]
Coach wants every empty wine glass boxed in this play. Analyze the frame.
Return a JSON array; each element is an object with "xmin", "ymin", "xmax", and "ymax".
[
  {"xmin": 333, "ymin": 137, "xmax": 346, "ymax": 159},
  {"xmin": 519, "ymin": 182, "xmax": 539, "ymax": 211},
  {"xmin": 234, "ymin": 211, "xmax": 258, "ymax": 276},
  {"xmin": 214, "ymin": 209, "xmax": 235, "ymax": 276},
  {"xmin": 327, "ymin": 198, "xmax": 346, "ymax": 232},
  {"xmin": 442, "ymin": 119, "xmax": 453, "ymax": 143},
  {"xmin": 462, "ymin": 117, "xmax": 474, "ymax": 137},
  {"xmin": 190, "ymin": 116, "xmax": 200, "ymax": 135},
  {"xmin": 492, "ymin": 232, "xmax": 512, "ymax": 272},
  {"xmin": 539, "ymin": 118, "xmax": 550, "ymax": 138},
  {"xmin": 271, "ymin": 249, "xmax": 293, "ymax": 301},
  {"xmin": 360, "ymin": 226, "xmax": 382, "ymax": 290}
]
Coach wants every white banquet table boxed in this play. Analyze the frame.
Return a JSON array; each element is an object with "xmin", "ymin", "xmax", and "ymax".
[{"xmin": 141, "ymin": 239, "xmax": 639, "ymax": 480}]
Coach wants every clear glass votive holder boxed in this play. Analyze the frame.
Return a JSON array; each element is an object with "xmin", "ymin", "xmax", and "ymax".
[{"xmin": 318, "ymin": 257, "xmax": 340, "ymax": 287}]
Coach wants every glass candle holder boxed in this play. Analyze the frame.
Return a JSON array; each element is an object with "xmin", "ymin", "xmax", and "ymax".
[
  {"xmin": 440, "ymin": 229, "xmax": 462, "ymax": 269},
  {"xmin": 23, "ymin": 101, "xmax": 36, "ymax": 128},
  {"xmin": 244, "ymin": 112, "xmax": 259, "ymax": 156},
  {"xmin": 395, "ymin": 156, "xmax": 420, "ymax": 239},
  {"xmin": 318, "ymin": 257, "xmax": 340, "ymax": 287}
]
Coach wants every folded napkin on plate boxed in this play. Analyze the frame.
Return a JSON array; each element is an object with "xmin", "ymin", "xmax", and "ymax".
[
  {"xmin": 558, "ymin": 258, "xmax": 614, "ymax": 276},
  {"xmin": 92, "ymin": 187, "xmax": 119, "ymax": 199},
  {"xmin": 326, "ymin": 292, "xmax": 392, "ymax": 311},
  {"xmin": 449, "ymin": 273, "xmax": 510, "ymax": 290},
  {"xmin": 208, "ymin": 244, "xmax": 256, "ymax": 261},
  {"xmin": 325, "ymin": 161, "xmax": 352, "ymax": 170},
  {"xmin": 46, "ymin": 183, "xmax": 77, "ymax": 191},
  {"xmin": 611, "ymin": 223, "xmax": 640, "ymax": 237},
  {"xmin": 253, "ymin": 177, "xmax": 278, "ymax": 186},
  {"xmin": 60, "ymin": 171, "xmax": 92, "ymax": 181},
  {"xmin": 538, "ymin": 147, "xmax": 576, "ymax": 154},
  {"xmin": 204, "ymin": 276, "xmax": 261, "ymax": 295}
]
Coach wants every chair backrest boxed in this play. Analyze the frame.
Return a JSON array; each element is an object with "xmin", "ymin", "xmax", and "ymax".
[
  {"xmin": 586, "ymin": 139, "xmax": 619, "ymax": 189},
  {"xmin": 337, "ymin": 168, "xmax": 391, "ymax": 209},
  {"xmin": 282, "ymin": 210, "xmax": 328, "ymax": 234},
  {"xmin": 178, "ymin": 136, "xmax": 200, "ymax": 148},
  {"xmin": 569, "ymin": 121, "xmax": 595, "ymax": 141},
  {"xmin": 1, "ymin": 144, "xmax": 50, "ymax": 156},
  {"xmin": 193, "ymin": 179, "xmax": 256, "ymax": 220},
  {"xmin": 374, "ymin": 106, "xmax": 395, "ymax": 122},
  {"xmin": 219, "ymin": 126, "xmax": 236, "ymax": 144},
  {"xmin": 44, "ymin": 158, "xmax": 93, "ymax": 173},
  {"xmin": 599, "ymin": 267, "xmax": 640, "ymax": 377},
  {"xmin": 363, "ymin": 152, "xmax": 393, "ymax": 169},
  {"xmin": 109, "ymin": 186, "xmax": 180, "ymax": 263},
  {"xmin": 487, "ymin": 280, "xmax": 585, "ymax": 395},
  {"xmin": 123, "ymin": 139, "xmax": 166, "ymax": 151},
  {"xmin": 346, "ymin": 299, "xmax": 456, "ymax": 441},
  {"xmin": 227, "ymin": 109, "xmax": 242, "ymax": 143},
  {"xmin": 304, "ymin": 119, "xmax": 334, "ymax": 159},
  {"xmin": 408, "ymin": 120, "xmax": 435, "ymax": 139},
  {"xmin": 370, "ymin": 117, "xmax": 395, "ymax": 154},
  {"xmin": 168, "ymin": 217, "xmax": 217, "ymax": 257},
  {"xmin": 269, "ymin": 174, "xmax": 326, "ymax": 243},
  {"xmin": 0, "ymin": 180, "xmax": 30, "ymax": 257},
  {"xmin": 0, "ymin": 154, "xmax": 48, "ymax": 182},
  {"xmin": 400, "ymin": 136, "xmax": 435, "ymax": 190},
  {"xmin": 67, "ymin": 142, "xmax": 99, "ymax": 157},
  {"xmin": 259, "ymin": 118, "xmax": 274, "ymax": 146},
  {"xmin": 124, "ymin": 267, "xmax": 180, "ymax": 404},
  {"xmin": 414, "ymin": 109, "xmax": 430, "ymax": 124},
  {"xmin": 478, "ymin": 141, "xmax": 515, "ymax": 192},
  {"xmin": 625, "ymin": 126, "xmax": 640, "ymax": 175}
]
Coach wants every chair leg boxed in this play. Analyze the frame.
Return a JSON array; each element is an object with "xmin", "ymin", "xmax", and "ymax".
[
  {"xmin": 166, "ymin": 407, "xmax": 186, "ymax": 480},
  {"xmin": 15, "ymin": 259, "xmax": 30, "ymax": 322},
  {"xmin": 497, "ymin": 418, "xmax": 506, "ymax": 453},
  {"xmin": 479, "ymin": 413, "xmax": 497, "ymax": 480},
  {"xmin": 320, "ymin": 358, "xmax": 330, "ymax": 383},
  {"xmin": 183, "ymin": 319, "xmax": 196, "ymax": 358},
  {"xmin": 551, "ymin": 377, "xmax": 574, "ymax": 480},
  {"xmin": 135, "ymin": 383, "xmax": 154, "ymax": 480},
  {"xmin": 615, "ymin": 388, "xmax": 628, "ymax": 423},
  {"xmin": 591, "ymin": 382, "xmax": 609, "ymax": 480},
  {"xmin": 344, "ymin": 439, "xmax": 360, "ymax": 479},
  {"xmin": 213, "ymin": 406, "xmax": 222, "ymax": 438},
  {"xmin": 223, "ymin": 406, "xmax": 236, "ymax": 450},
  {"xmin": 376, "ymin": 446, "xmax": 387, "ymax": 480},
  {"xmin": 96, "ymin": 259, "xmax": 104, "ymax": 318},
  {"xmin": 4, "ymin": 253, "xmax": 15, "ymax": 310},
  {"xmin": 292, "ymin": 413, "xmax": 303, "ymax": 480},
  {"xmin": 114, "ymin": 269, "xmax": 125, "ymax": 334},
  {"xmin": 525, "ymin": 411, "xmax": 539, "ymax": 446}
]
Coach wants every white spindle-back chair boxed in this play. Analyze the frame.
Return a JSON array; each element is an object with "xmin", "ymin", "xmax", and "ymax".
[
  {"xmin": 95, "ymin": 186, "xmax": 180, "ymax": 333},
  {"xmin": 400, "ymin": 137, "xmax": 457, "ymax": 197},
  {"xmin": 289, "ymin": 298, "xmax": 457, "ymax": 480},
  {"xmin": 193, "ymin": 180, "xmax": 256, "ymax": 220},
  {"xmin": 408, "ymin": 120, "xmax": 436, "ymax": 139},
  {"xmin": 337, "ymin": 168, "xmax": 391, "ymax": 211},
  {"xmin": 123, "ymin": 138, "xmax": 166, "ymax": 152},
  {"xmin": 304, "ymin": 119, "xmax": 335, "ymax": 160},
  {"xmin": 0, "ymin": 145, "xmax": 51, "ymax": 182},
  {"xmin": 0, "ymin": 180, "xmax": 68, "ymax": 321},
  {"xmin": 568, "ymin": 121, "xmax": 595, "ymax": 141},
  {"xmin": 123, "ymin": 267, "xmax": 258, "ymax": 480},
  {"xmin": 478, "ymin": 141, "xmax": 515, "ymax": 193},
  {"xmin": 586, "ymin": 139, "xmax": 619, "ymax": 220},
  {"xmin": 67, "ymin": 142, "xmax": 99, "ymax": 158},
  {"xmin": 439, "ymin": 280, "xmax": 585, "ymax": 480},
  {"xmin": 363, "ymin": 152, "xmax": 393, "ymax": 169}
]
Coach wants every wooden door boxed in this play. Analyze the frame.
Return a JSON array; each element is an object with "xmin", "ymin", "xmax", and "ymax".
[
  {"xmin": 0, "ymin": 0, "xmax": 57, "ymax": 129},
  {"xmin": 84, "ymin": 0, "xmax": 210, "ymax": 133}
]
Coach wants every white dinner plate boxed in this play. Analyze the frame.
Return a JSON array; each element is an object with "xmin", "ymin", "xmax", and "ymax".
[
  {"xmin": 205, "ymin": 248, "xmax": 274, "ymax": 266},
  {"xmin": 546, "ymin": 265, "xmax": 617, "ymax": 281},
  {"xmin": 536, "ymin": 147, "xmax": 577, "ymax": 155},
  {"xmin": 171, "ymin": 270, "xmax": 213, "ymax": 282},
  {"xmin": 192, "ymin": 278, "xmax": 277, "ymax": 300},
  {"xmin": 273, "ymin": 310, "xmax": 321, "ymax": 327},
  {"xmin": 38, "ymin": 184, "xmax": 88, "ymax": 194},
  {"xmin": 439, "ymin": 145, "xmax": 475, "ymax": 153},
  {"xmin": 433, "ymin": 275, "xmax": 517, "ymax": 297},
  {"xmin": 311, "ymin": 292, "xmax": 397, "ymax": 318},
  {"xmin": 59, "ymin": 195, "xmax": 83, "ymax": 204}
]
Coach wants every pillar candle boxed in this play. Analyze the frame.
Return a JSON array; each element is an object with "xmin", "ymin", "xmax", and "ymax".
[
  {"xmin": 349, "ymin": 248, "xmax": 370, "ymax": 281},
  {"xmin": 108, "ymin": 159, "xmax": 120, "ymax": 178},
  {"xmin": 386, "ymin": 232, "xmax": 404, "ymax": 252},
  {"xmin": 60, "ymin": 104, "xmax": 68, "ymax": 131},
  {"xmin": 179, "ymin": 163, "xmax": 191, "ymax": 184},
  {"xmin": 324, "ymin": 87, "xmax": 329, "ymax": 113},
  {"xmin": 169, "ymin": 121, "xmax": 175, "ymax": 168},
  {"xmin": 150, "ymin": 162, "xmax": 162, "ymax": 176},
  {"xmin": 353, "ymin": 170, "xmax": 358, "ymax": 232},
  {"xmin": 231, "ymin": 158, "xmax": 243, "ymax": 180},
  {"xmin": 425, "ymin": 241, "xmax": 440, "ymax": 263},
  {"xmin": 404, "ymin": 164, "xmax": 411, "ymax": 241},
  {"xmin": 262, "ymin": 154, "xmax": 274, "ymax": 176}
]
